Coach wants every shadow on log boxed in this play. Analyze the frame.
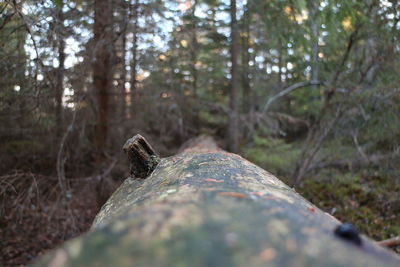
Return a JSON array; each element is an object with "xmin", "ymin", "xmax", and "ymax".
[{"xmin": 35, "ymin": 135, "xmax": 400, "ymax": 267}]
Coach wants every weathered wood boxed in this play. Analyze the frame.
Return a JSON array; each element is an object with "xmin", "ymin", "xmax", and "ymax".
[
  {"xmin": 378, "ymin": 236, "xmax": 400, "ymax": 248},
  {"xmin": 35, "ymin": 136, "xmax": 400, "ymax": 267},
  {"xmin": 122, "ymin": 134, "xmax": 160, "ymax": 178}
]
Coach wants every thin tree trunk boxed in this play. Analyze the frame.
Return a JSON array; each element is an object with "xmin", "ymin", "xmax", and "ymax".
[
  {"xmin": 119, "ymin": 1, "xmax": 128, "ymax": 119},
  {"xmin": 17, "ymin": 38, "xmax": 26, "ymax": 139},
  {"xmin": 93, "ymin": 0, "xmax": 113, "ymax": 161},
  {"xmin": 307, "ymin": 0, "xmax": 319, "ymax": 90},
  {"xmin": 228, "ymin": 0, "xmax": 239, "ymax": 153},
  {"xmin": 278, "ymin": 39, "xmax": 283, "ymax": 90},
  {"xmin": 190, "ymin": 0, "xmax": 198, "ymax": 96},
  {"xmin": 130, "ymin": 0, "xmax": 139, "ymax": 107},
  {"xmin": 241, "ymin": 1, "xmax": 251, "ymax": 113},
  {"xmin": 292, "ymin": 107, "xmax": 343, "ymax": 186},
  {"xmin": 55, "ymin": 0, "xmax": 65, "ymax": 138}
]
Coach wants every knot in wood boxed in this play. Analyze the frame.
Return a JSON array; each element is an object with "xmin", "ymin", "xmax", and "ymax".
[{"xmin": 123, "ymin": 134, "xmax": 160, "ymax": 178}]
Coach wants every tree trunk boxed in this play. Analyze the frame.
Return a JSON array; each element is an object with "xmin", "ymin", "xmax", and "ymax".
[
  {"xmin": 118, "ymin": 1, "xmax": 128, "ymax": 119},
  {"xmin": 36, "ymin": 136, "xmax": 400, "ymax": 267},
  {"xmin": 278, "ymin": 39, "xmax": 283, "ymax": 90},
  {"xmin": 228, "ymin": 0, "xmax": 239, "ymax": 153},
  {"xmin": 307, "ymin": 0, "xmax": 319, "ymax": 90},
  {"xmin": 130, "ymin": 0, "xmax": 139, "ymax": 107},
  {"xmin": 190, "ymin": 0, "xmax": 198, "ymax": 97},
  {"xmin": 55, "ymin": 0, "xmax": 65, "ymax": 139},
  {"xmin": 241, "ymin": 1, "xmax": 251, "ymax": 114},
  {"xmin": 93, "ymin": 0, "xmax": 113, "ymax": 160}
]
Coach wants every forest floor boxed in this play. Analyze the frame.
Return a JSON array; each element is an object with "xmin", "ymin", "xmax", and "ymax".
[
  {"xmin": 298, "ymin": 171, "xmax": 400, "ymax": 254},
  {"xmin": 0, "ymin": 173, "xmax": 116, "ymax": 266}
]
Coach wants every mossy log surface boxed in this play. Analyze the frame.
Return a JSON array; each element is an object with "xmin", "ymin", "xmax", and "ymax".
[{"xmin": 36, "ymin": 138, "xmax": 400, "ymax": 267}]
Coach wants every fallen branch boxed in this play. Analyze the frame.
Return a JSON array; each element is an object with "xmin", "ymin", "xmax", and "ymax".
[
  {"xmin": 308, "ymin": 150, "xmax": 400, "ymax": 173},
  {"xmin": 378, "ymin": 236, "xmax": 400, "ymax": 248},
  {"xmin": 262, "ymin": 81, "xmax": 321, "ymax": 115},
  {"xmin": 56, "ymin": 109, "xmax": 78, "ymax": 202}
]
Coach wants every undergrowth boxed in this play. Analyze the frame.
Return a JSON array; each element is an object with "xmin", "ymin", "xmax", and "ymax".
[{"xmin": 243, "ymin": 135, "xmax": 400, "ymax": 253}]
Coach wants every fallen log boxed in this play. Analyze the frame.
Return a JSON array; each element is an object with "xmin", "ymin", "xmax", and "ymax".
[
  {"xmin": 307, "ymin": 151, "xmax": 399, "ymax": 173},
  {"xmin": 35, "ymin": 135, "xmax": 400, "ymax": 266}
]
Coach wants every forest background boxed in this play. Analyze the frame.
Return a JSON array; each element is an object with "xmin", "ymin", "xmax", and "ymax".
[{"xmin": 1, "ymin": 0, "xmax": 399, "ymax": 265}]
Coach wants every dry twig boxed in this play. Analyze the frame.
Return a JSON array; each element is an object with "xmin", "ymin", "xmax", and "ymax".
[{"xmin": 377, "ymin": 236, "xmax": 400, "ymax": 248}]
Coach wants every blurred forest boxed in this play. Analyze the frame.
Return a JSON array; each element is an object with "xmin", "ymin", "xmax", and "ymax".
[{"xmin": 1, "ymin": 0, "xmax": 400, "ymax": 265}]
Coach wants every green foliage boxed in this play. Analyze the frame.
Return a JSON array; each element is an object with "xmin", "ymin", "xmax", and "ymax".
[
  {"xmin": 243, "ymin": 135, "xmax": 301, "ymax": 176},
  {"xmin": 52, "ymin": 0, "xmax": 63, "ymax": 7}
]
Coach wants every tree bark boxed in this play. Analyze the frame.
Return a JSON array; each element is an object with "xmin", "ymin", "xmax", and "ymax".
[
  {"xmin": 307, "ymin": 0, "xmax": 319, "ymax": 90},
  {"xmin": 118, "ymin": 0, "xmax": 128, "ymax": 119},
  {"xmin": 241, "ymin": 1, "xmax": 251, "ymax": 113},
  {"xmin": 228, "ymin": 0, "xmax": 239, "ymax": 153},
  {"xmin": 278, "ymin": 39, "xmax": 283, "ymax": 90},
  {"xmin": 55, "ymin": 0, "xmax": 65, "ymax": 139},
  {"xmin": 130, "ymin": 0, "xmax": 139, "ymax": 105},
  {"xmin": 190, "ymin": 0, "xmax": 198, "ymax": 96},
  {"xmin": 93, "ymin": 0, "xmax": 113, "ymax": 160},
  {"xmin": 35, "ymin": 136, "xmax": 400, "ymax": 267}
]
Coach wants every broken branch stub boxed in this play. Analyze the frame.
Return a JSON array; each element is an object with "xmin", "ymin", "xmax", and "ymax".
[{"xmin": 122, "ymin": 134, "xmax": 160, "ymax": 178}]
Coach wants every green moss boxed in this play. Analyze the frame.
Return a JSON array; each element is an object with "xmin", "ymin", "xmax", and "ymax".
[{"xmin": 298, "ymin": 171, "xmax": 400, "ymax": 246}]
